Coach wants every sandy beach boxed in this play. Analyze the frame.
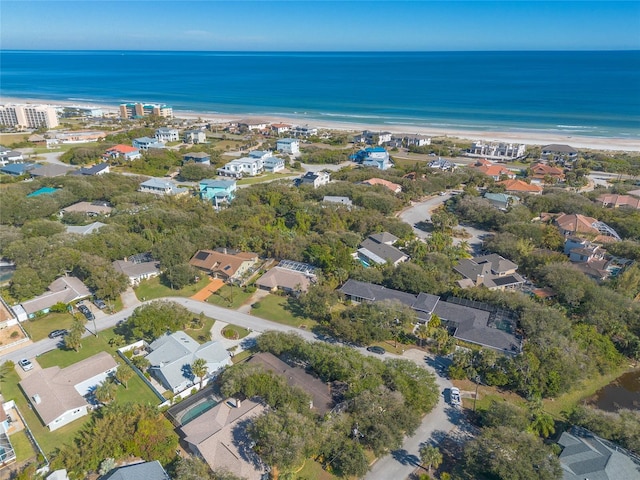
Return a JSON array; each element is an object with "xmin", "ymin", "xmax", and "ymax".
[{"xmin": 3, "ymin": 96, "xmax": 639, "ymax": 152}]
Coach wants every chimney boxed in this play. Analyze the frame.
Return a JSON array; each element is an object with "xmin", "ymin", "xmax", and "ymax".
[
  {"xmin": 235, "ymin": 398, "xmax": 241, "ymax": 408},
  {"xmin": 476, "ymin": 274, "xmax": 484, "ymax": 286},
  {"xmin": 33, "ymin": 394, "xmax": 41, "ymax": 405}
]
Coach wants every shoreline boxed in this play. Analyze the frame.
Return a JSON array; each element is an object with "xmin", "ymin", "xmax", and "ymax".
[{"xmin": 2, "ymin": 95, "xmax": 640, "ymax": 152}]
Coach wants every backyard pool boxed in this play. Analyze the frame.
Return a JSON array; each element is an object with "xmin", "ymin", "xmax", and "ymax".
[{"xmin": 180, "ymin": 398, "xmax": 219, "ymax": 425}]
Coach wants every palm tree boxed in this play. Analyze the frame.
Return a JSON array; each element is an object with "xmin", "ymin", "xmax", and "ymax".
[
  {"xmin": 415, "ymin": 324, "xmax": 430, "ymax": 348},
  {"xmin": 527, "ymin": 398, "xmax": 555, "ymax": 438},
  {"xmin": 95, "ymin": 380, "xmax": 118, "ymax": 404},
  {"xmin": 191, "ymin": 358, "xmax": 209, "ymax": 390},
  {"xmin": 115, "ymin": 364, "xmax": 133, "ymax": 389},
  {"xmin": 419, "ymin": 445, "xmax": 443, "ymax": 475}
]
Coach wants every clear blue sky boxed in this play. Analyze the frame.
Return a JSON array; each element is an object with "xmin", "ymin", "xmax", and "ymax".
[{"xmin": 2, "ymin": 1, "xmax": 639, "ymax": 51}]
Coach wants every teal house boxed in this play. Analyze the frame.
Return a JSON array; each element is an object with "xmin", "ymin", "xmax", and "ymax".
[{"xmin": 199, "ymin": 179, "xmax": 237, "ymax": 209}]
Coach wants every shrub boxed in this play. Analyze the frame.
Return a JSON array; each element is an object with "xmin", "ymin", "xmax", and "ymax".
[{"xmin": 252, "ymin": 301, "xmax": 261, "ymax": 309}]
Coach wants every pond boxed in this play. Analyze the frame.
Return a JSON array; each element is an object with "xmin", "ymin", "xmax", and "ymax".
[{"xmin": 587, "ymin": 369, "xmax": 640, "ymax": 412}]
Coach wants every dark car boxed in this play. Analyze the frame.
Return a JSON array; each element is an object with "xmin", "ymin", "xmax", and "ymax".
[
  {"xmin": 48, "ymin": 329, "xmax": 68, "ymax": 339},
  {"xmin": 93, "ymin": 299, "xmax": 107, "ymax": 310},
  {"xmin": 84, "ymin": 310, "xmax": 95, "ymax": 321},
  {"xmin": 366, "ymin": 346, "xmax": 386, "ymax": 355},
  {"xmin": 78, "ymin": 304, "xmax": 90, "ymax": 315}
]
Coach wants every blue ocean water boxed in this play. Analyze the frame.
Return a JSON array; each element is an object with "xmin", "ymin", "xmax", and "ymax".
[{"xmin": 1, "ymin": 50, "xmax": 639, "ymax": 138}]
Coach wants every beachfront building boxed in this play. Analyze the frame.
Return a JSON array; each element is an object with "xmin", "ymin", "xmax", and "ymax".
[
  {"xmin": 299, "ymin": 171, "xmax": 330, "ymax": 188},
  {"xmin": 403, "ymin": 134, "xmax": 431, "ymax": 147},
  {"xmin": 183, "ymin": 129, "xmax": 207, "ymax": 144},
  {"xmin": 291, "ymin": 125, "xmax": 318, "ymax": 138},
  {"xmin": 263, "ymin": 156, "xmax": 285, "ymax": 173},
  {"xmin": 61, "ymin": 105, "xmax": 103, "ymax": 118},
  {"xmin": 217, "ymin": 157, "xmax": 264, "ymax": 178},
  {"xmin": 353, "ymin": 130, "xmax": 392, "ymax": 146},
  {"xmin": 182, "ymin": 152, "xmax": 211, "ymax": 165},
  {"xmin": 276, "ymin": 138, "xmax": 300, "ymax": 155},
  {"xmin": 468, "ymin": 141, "xmax": 526, "ymax": 160},
  {"xmin": 0, "ymin": 104, "xmax": 59, "ymax": 129},
  {"xmin": 541, "ymin": 144, "xmax": 578, "ymax": 163},
  {"xmin": 132, "ymin": 137, "xmax": 165, "ymax": 151},
  {"xmin": 138, "ymin": 178, "xmax": 188, "ymax": 196},
  {"xmin": 55, "ymin": 131, "xmax": 106, "ymax": 144},
  {"xmin": 238, "ymin": 119, "xmax": 269, "ymax": 131},
  {"xmin": 155, "ymin": 127, "xmax": 179, "ymax": 143},
  {"xmin": 428, "ymin": 157, "xmax": 456, "ymax": 170},
  {"xmin": 199, "ymin": 179, "xmax": 237, "ymax": 209},
  {"xmin": 119, "ymin": 103, "xmax": 173, "ymax": 119},
  {"xmin": 0, "ymin": 146, "xmax": 24, "ymax": 165},
  {"xmin": 271, "ymin": 123, "xmax": 291, "ymax": 135}
]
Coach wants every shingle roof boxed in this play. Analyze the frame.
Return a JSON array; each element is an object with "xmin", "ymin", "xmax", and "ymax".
[
  {"xmin": 112, "ymin": 260, "xmax": 160, "ymax": 279},
  {"xmin": 20, "ymin": 276, "xmax": 91, "ymax": 315},
  {"xmin": 542, "ymin": 144, "xmax": 577, "ymax": 153},
  {"xmin": 189, "ymin": 250, "xmax": 257, "ymax": 278},
  {"xmin": 255, "ymin": 267, "xmax": 312, "ymax": 293},
  {"xmin": 102, "ymin": 461, "xmax": 170, "ymax": 480},
  {"xmin": 359, "ymin": 238, "xmax": 407, "ymax": 264}
]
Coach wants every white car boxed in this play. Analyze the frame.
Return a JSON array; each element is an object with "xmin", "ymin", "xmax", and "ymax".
[
  {"xmin": 450, "ymin": 387, "xmax": 461, "ymax": 406},
  {"xmin": 18, "ymin": 359, "xmax": 33, "ymax": 371}
]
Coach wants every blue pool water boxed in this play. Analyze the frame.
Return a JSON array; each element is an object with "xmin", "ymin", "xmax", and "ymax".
[{"xmin": 180, "ymin": 399, "xmax": 218, "ymax": 425}]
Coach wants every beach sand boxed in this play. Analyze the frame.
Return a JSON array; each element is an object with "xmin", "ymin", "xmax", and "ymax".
[{"xmin": 3, "ymin": 96, "xmax": 639, "ymax": 152}]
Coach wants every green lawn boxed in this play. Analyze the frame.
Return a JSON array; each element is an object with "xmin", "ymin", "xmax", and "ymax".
[
  {"xmin": 37, "ymin": 331, "xmax": 118, "ymax": 368},
  {"xmin": 10, "ymin": 430, "xmax": 37, "ymax": 463},
  {"xmin": 206, "ymin": 285, "xmax": 253, "ymax": 310},
  {"xmin": 185, "ymin": 316, "xmax": 216, "ymax": 344},
  {"xmin": 221, "ymin": 324, "xmax": 250, "ymax": 340},
  {"xmin": 21, "ymin": 312, "xmax": 78, "ymax": 342},
  {"xmin": 251, "ymin": 294, "xmax": 317, "ymax": 329},
  {"xmin": 134, "ymin": 276, "xmax": 211, "ymax": 301}
]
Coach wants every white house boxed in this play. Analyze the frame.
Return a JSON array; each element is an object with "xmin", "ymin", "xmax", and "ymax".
[
  {"xmin": 19, "ymin": 352, "xmax": 117, "ymax": 431},
  {"xmin": 263, "ymin": 156, "xmax": 286, "ymax": 173},
  {"xmin": 112, "ymin": 258, "xmax": 161, "ymax": 286},
  {"xmin": 132, "ymin": 137, "xmax": 165, "ymax": 151},
  {"xmin": 291, "ymin": 125, "xmax": 318, "ymax": 137},
  {"xmin": 276, "ymin": 138, "xmax": 300, "ymax": 155},
  {"xmin": 217, "ymin": 157, "xmax": 264, "ymax": 178},
  {"xmin": 183, "ymin": 129, "xmax": 207, "ymax": 144},
  {"xmin": 138, "ymin": 178, "xmax": 188, "ymax": 196},
  {"xmin": 361, "ymin": 147, "xmax": 393, "ymax": 170},
  {"xmin": 155, "ymin": 128, "xmax": 179, "ymax": 143},
  {"xmin": 145, "ymin": 331, "xmax": 232, "ymax": 394},
  {"xmin": 299, "ymin": 171, "xmax": 330, "ymax": 188}
]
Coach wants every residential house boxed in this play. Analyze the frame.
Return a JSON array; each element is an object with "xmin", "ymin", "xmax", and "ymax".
[
  {"xmin": 18, "ymin": 276, "xmax": 91, "ymax": 319},
  {"xmin": 65, "ymin": 222, "xmax": 106, "ymax": 235},
  {"xmin": 29, "ymin": 164, "xmax": 74, "ymax": 178},
  {"xmin": 132, "ymin": 137, "xmax": 165, "ymax": 151},
  {"xmin": 199, "ymin": 179, "xmax": 237, "ymax": 209},
  {"xmin": 217, "ymin": 157, "xmax": 263, "ymax": 178},
  {"xmin": 483, "ymin": 192, "xmax": 520, "ymax": 210},
  {"xmin": 46, "ymin": 470, "xmax": 70, "ymax": 480},
  {"xmin": 19, "ymin": 352, "xmax": 117, "ymax": 430},
  {"xmin": 138, "ymin": 178, "xmax": 188, "ymax": 196},
  {"xmin": 189, "ymin": 249, "xmax": 259, "ymax": 281},
  {"xmin": 182, "ymin": 152, "xmax": 211, "ymax": 165},
  {"xmin": 470, "ymin": 158, "xmax": 516, "ymax": 181},
  {"xmin": 155, "ymin": 127, "xmax": 179, "ymax": 143},
  {"xmin": 555, "ymin": 213, "xmax": 620, "ymax": 241},
  {"xmin": 248, "ymin": 352, "xmax": 333, "ymax": 414},
  {"xmin": 0, "ymin": 163, "xmax": 39, "ymax": 176},
  {"xmin": 498, "ymin": 178, "xmax": 543, "ymax": 195},
  {"xmin": 541, "ymin": 144, "xmax": 578, "ymax": 163},
  {"xmin": 183, "ymin": 129, "xmax": 207, "ymax": 144},
  {"xmin": 352, "ymin": 147, "xmax": 393, "ymax": 170},
  {"xmin": 454, "ymin": 254, "xmax": 525, "ymax": 290},
  {"xmin": 180, "ymin": 397, "xmax": 267, "ymax": 480},
  {"xmin": 0, "ymin": 402, "xmax": 16, "ymax": 467},
  {"xmin": 362, "ymin": 177, "xmax": 402, "ymax": 193},
  {"xmin": 55, "ymin": 131, "xmax": 106, "ymax": 144},
  {"xmin": 60, "ymin": 201, "xmax": 113, "ymax": 217},
  {"xmin": 322, "ymin": 196, "xmax": 353, "ymax": 208},
  {"xmin": 270, "ymin": 123, "xmax": 291, "ymax": 135},
  {"xmin": 428, "ymin": 157, "xmax": 456, "ymax": 171},
  {"xmin": 353, "ymin": 130, "xmax": 392, "ymax": 146},
  {"xmin": 0, "ymin": 146, "xmax": 24, "ymax": 165},
  {"xmin": 597, "ymin": 193, "xmax": 640, "ymax": 209},
  {"xmin": 238, "ymin": 119, "xmax": 269, "ymax": 131},
  {"xmin": 263, "ymin": 156, "xmax": 285, "ymax": 173},
  {"xmin": 338, "ymin": 278, "xmax": 440, "ymax": 325},
  {"xmin": 248, "ymin": 150, "xmax": 272, "ymax": 160},
  {"xmin": 276, "ymin": 138, "xmax": 300, "ymax": 155},
  {"xmin": 101, "ymin": 461, "xmax": 170, "ymax": 480},
  {"xmin": 358, "ymin": 232, "xmax": 409, "ymax": 266},
  {"xmin": 103, "ymin": 144, "xmax": 141, "ymax": 161},
  {"xmin": 563, "ymin": 237, "xmax": 612, "ymax": 281},
  {"xmin": 291, "ymin": 125, "xmax": 318, "ymax": 137},
  {"xmin": 255, "ymin": 260, "xmax": 317, "ymax": 294},
  {"xmin": 558, "ymin": 427, "xmax": 640, "ymax": 480},
  {"xmin": 146, "ymin": 331, "xmax": 231, "ymax": 394},
  {"xmin": 112, "ymin": 254, "xmax": 161, "ymax": 286},
  {"xmin": 530, "ymin": 163, "xmax": 565, "ymax": 184},
  {"xmin": 73, "ymin": 162, "xmax": 111, "ymax": 176},
  {"xmin": 403, "ymin": 135, "xmax": 431, "ymax": 147},
  {"xmin": 299, "ymin": 171, "xmax": 330, "ymax": 188}
]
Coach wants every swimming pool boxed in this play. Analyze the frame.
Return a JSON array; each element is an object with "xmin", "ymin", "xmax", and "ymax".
[{"xmin": 180, "ymin": 399, "xmax": 218, "ymax": 425}]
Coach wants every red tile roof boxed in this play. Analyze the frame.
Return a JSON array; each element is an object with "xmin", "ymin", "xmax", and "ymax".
[
  {"xmin": 106, "ymin": 144, "xmax": 139, "ymax": 154},
  {"xmin": 498, "ymin": 179, "xmax": 543, "ymax": 193}
]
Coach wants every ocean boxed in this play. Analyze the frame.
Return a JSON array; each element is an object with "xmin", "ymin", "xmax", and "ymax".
[{"xmin": 1, "ymin": 50, "xmax": 639, "ymax": 138}]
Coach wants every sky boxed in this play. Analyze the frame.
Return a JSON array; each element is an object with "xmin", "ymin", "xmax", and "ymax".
[{"xmin": 1, "ymin": 1, "xmax": 639, "ymax": 51}]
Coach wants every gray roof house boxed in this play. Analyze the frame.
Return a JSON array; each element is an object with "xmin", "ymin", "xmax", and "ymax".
[
  {"xmin": 338, "ymin": 279, "xmax": 520, "ymax": 352},
  {"xmin": 19, "ymin": 276, "xmax": 91, "ymax": 319},
  {"xmin": 138, "ymin": 178, "xmax": 188, "ymax": 196},
  {"xmin": 65, "ymin": 221, "xmax": 107, "ymax": 235},
  {"xmin": 558, "ymin": 427, "xmax": 640, "ymax": 480},
  {"xmin": 19, "ymin": 352, "xmax": 117, "ymax": 431},
  {"xmin": 454, "ymin": 254, "xmax": 524, "ymax": 290},
  {"xmin": 101, "ymin": 460, "xmax": 170, "ymax": 480},
  {"xmin": 112, "ymin": 258, "xmax": 161, "ymax": 286},
  {"xmin": 61, "ymin": 201, "xmax": 113, "ymax": 217},
  {"xmin": 323, "ymin": 196, "xmax": 353, "ymax": 208},
  {"xmin": 29, "ymin": 163, "xmax": 75, "ymax": 178},
  {"xmin": 358, "ymin": 232, "xmax": 409, "ymax": 266},
  {"xmin": 146, "ymin": 331, "xmax": 232, "ymax": 394}
]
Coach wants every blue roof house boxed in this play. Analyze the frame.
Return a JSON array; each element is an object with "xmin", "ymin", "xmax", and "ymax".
[
  {"xmin": 1, "ymin": 163, "xmax": 40, "ymax": 176},
  {"xmin": 352, "ymin": 147, "xmax": 393, "ymax": 170},
  {"xmin": 199, "ymin": 179, "xmax": 237, "ymax": 209}
]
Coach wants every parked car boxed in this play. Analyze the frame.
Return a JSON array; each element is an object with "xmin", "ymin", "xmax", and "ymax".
[
  {"xmin": 84, "ymin": 311, "xmax": 95, "ymax": 321},
  {"xmin": 18, "ymin": 359, "xmax": 33, "ymax": 371},
  {"xmin": 366, "ymin": 345, "xmax": 386, "ymax": 355},
  {"xmin": 48, "ymin": 329, "xmax": 68, "ymax": 339},
  {"xmin": 78, "ymin": 304, "xmax": 90, "ymax": 315},
  {"xmin": 450, "ymin": 387, "xmax": 461, "ymax": 406},
  {"xmin": 93, "ymin": 299, "xmax": 107, "ymax": 310}
]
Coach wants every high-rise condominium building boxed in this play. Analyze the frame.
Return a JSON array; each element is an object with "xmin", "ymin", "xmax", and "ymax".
[{"xmin": 0, "ymin": 104, "xmax": 59, "ymax": 128}]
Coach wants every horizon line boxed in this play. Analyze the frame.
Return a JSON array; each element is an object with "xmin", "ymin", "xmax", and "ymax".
[{"xmin": 3, "ymin": 48, "xmax": 639, "ymax": 53}]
